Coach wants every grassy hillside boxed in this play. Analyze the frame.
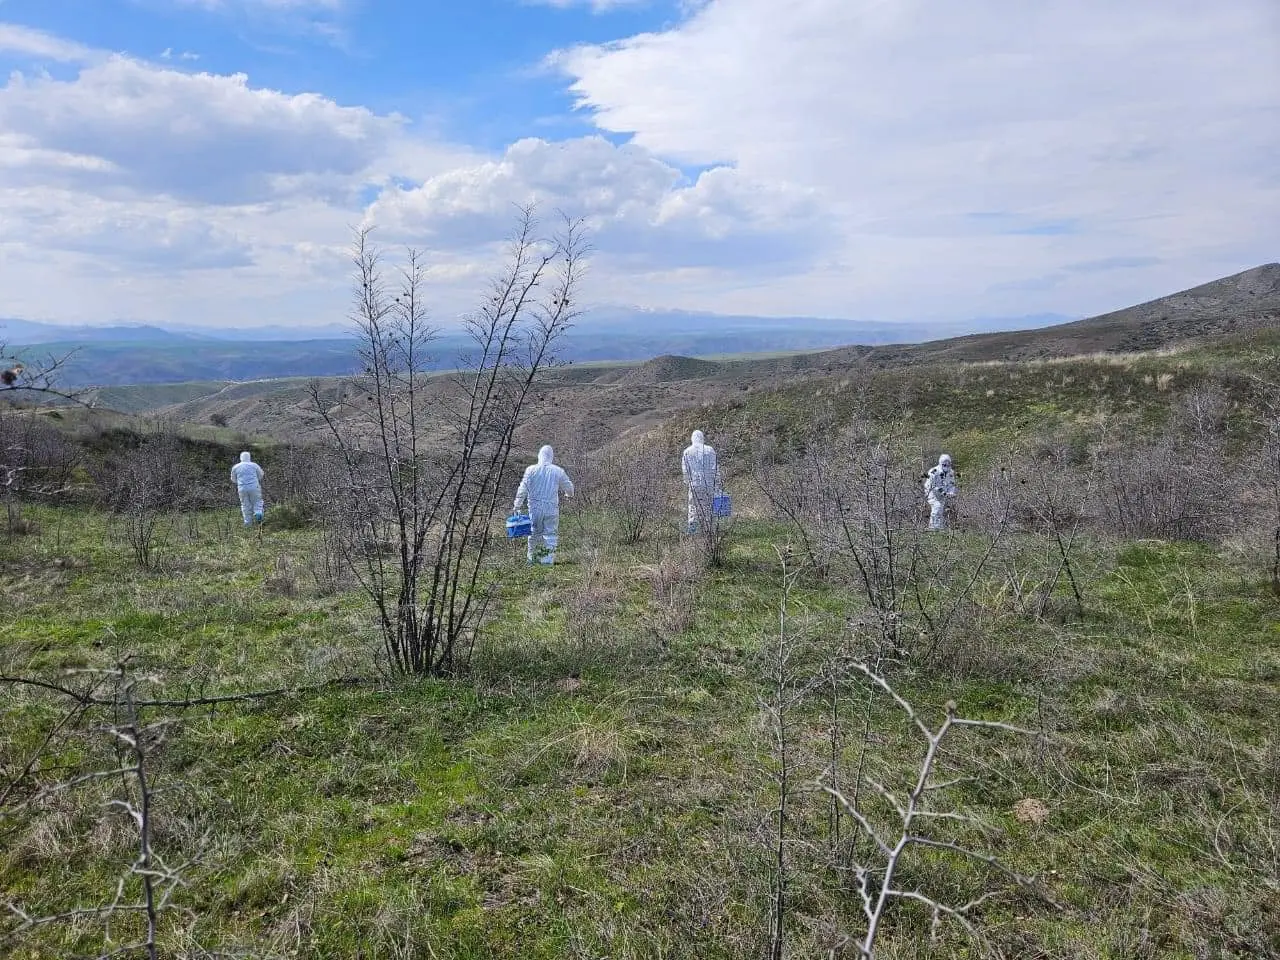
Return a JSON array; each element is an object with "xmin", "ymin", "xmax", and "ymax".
[
  {"xmin": 4, "ymin": 275, "xmax": 1279, "ymax": 957},
  {"xmin": 4, "ymin": 324, "xmax": 1280, "ymax": 957},
  {"xmin": 3, "ymin": 495, "xmax": 1278, "ymax": 957},
  {"xmin": 81, "ymin": 381, "xmax": 233, "ymax": 413},
  {"xmin": 809, "ymin": 262, "xmax": 1280, "ymax": 369}
]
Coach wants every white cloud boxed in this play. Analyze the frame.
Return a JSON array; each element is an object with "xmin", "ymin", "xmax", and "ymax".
[
  {"xmin": 0, "ymin": 34, "xmax": 489, "ymax": 325},
  {"xmin": 0, "ymin": 55, "xmax": 403, "ymax": 203},
  {"xmin": 174, "ymin": 0, "xmax": 345, "ymax": 10},
  {"xmin": 366, "ymin": 135, "xmax": 828, "ymax": 271},
  {"xmin": 556, "ymin": 0, "xmax": 1280, "ymax": 319},
  {"xmin": 523, "ymin": 0, "xmax": 648, "ymax": 12},
  {"xmin": 0, "ymin": 187, "xmax": 253, "ymax": 270},
  {"xmin": 0, "ymin": 22, "xmax": 95, "ymax": 61},
  {"xmin": 6, "ymin": 4, "xmax": 1276, "ymax": 330}
]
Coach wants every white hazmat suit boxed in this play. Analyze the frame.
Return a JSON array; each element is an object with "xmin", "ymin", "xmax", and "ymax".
[
  {"xmin": 231, "ymin": 451, "xmax": 265, "ymax": 526},
  {"xmin": 924, "ymin": 453, "xmax": 957, "ymax": 530},
  {"xmin": 514, "ymin": 445, "xmax": 574, "ymax": 564},
  {"xmin": 681, "ymin": 430, "xmax": 720, "ymax": 533}
]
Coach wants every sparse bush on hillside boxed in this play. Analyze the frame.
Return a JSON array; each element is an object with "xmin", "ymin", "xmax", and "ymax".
[
  {"xmin": 310, "ymin": 209, "xmax": 587, "ymax": 676},
  {"xmin": 1092, "ymin": 389, "xmax": 1238, "ymax": 542},
  {"xmin": 1232, "ymin": 398, "xmax": 1280, "ymax": 594},
  {"xmin": 269, "ymin": 443, "xmax": 337, "ymax": 512},
  {"xmin": 638, "ymin": 539, "xmax": 702, "ymax": 643},
  {"xmin": 0, "ymin": 411, "xmax": 84, "ymax": 532},
  {"xmin": 561, "ymin": 549, "xmax": 626, "ymax": 660},
  {"xmin": 101, "ymin": 431, "xmax": 195, "ymax": 570},
  {"xmin": 261, "ymin": 500, "xmax": 311, "ymax": 532},
  {"xmin": 985, "ymin": 446, "xmax": 1094, "ymax": 621},
  {"xmin": 755, "ymin": 429, "xmax": 847, "ymax": 578},
  {"xmin": 1267, "ymin": 424, "xmax": 1280, "ymax": 595},
  {"xmin": 88, "ymin": 425, "xmax": 236, "ymax": 515},
  {"xmin": 764, "ymin": 421, "xmax": 951, "ymax": 656},
  {"xmin": 579, "ymin": 435, "xmax": 671, "ymax": 545},
  {"xmin": 265, "ymin": 555, "xmax": 299, "ymax": 597},
  {"xmin": 307, "ymin": 526, "xmax": 348, "ymax": 597},
  {"xmin": 758, "ymin": 559, "xmax": 1043, "ymax": 958}
]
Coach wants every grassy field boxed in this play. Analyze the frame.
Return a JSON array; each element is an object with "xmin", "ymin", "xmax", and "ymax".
[
  {"xmin": 676, "ymin": 328, "xmax": 1280, "ymax": 470},
  {"xmin": 3, "ymin": 492, "xmax": 1278, "ymax": 958}
]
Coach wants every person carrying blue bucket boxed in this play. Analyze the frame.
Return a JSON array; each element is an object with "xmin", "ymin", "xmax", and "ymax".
[
  {"xmin": 682, "ymin": 429, "xmax": 727, "ymax": 534},
  {"xmin": 512, "ymin": 445, "xmax": 575, "ymax": 565}
]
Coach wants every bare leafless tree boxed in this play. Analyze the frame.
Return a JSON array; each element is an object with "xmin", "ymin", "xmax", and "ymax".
[
  {"xmin": 821, "ymin": 661, "xmax": 1041, "ymax": 958},
  {"xmin": 758, "ymin": 548, "xmax": 831, "ymax": 960},
  {"xmin": 311, "ymin": 207, "xmax": 587, "ymax": 675},
  {"xmin": 1, "ymin": 339, "xmax": 87, "ymax": 534},
  {"xmin": 105, "ymin": 433, "xmax": 188, "ymax": 571},
  {"xmin": 0, "ymin": 412, "xmax": 84, "ymax": 534},
  {"xmin": 792, "ymin": 422, "xmax": 926, "ymax": 656},
  {"xmin": 1091, "ymin": 388, "xmax": 1238, "ymax": 543},
  {"xmin": 2, "ymin": 663, "xmax": 197, "ymax": 958},
  {"xmin": 1017, "ymin": 454, "xmax": 1090, "ymax": 619},
  {"xmin": 0, "ymin": 339, "xmax": 82, "ymax": 404},
  {"xmin": 583, "ymin": 434, "xmax": 671, "ymax": 545},
  {"xmin": 1265, "ymin": 416, "xmax": 1280, "ymax": 596},
  {"xmin": 757, "ymin": 438, "xmax": 842, "ymax": 577}
]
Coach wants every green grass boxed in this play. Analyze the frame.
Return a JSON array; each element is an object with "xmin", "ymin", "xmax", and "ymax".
[
  {"xmin": 682, "ymin": 332, "xmax": 1280, "ymax": 466},
  {"xmin": 2, "ymin": 501, "xmax": 1279, "ymax": 958}
]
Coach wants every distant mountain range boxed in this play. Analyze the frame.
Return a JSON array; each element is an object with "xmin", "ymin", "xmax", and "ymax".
[
  {"xmin": 7, "ymin": 261, "xmax": 1279, "ymax": 392},
  {"xmin": 69, "ymin": 264, "xmax": 1280, "ymax": 438},
  {"xmin": 0, "ymin": 308, "xmax": 1076, "ymax": 388},
  {"xmin": 0, "ymin": 318, "xmax": 352, "ymax": 344}
]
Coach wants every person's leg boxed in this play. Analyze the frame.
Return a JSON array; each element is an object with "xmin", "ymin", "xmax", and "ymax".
[
  {"xmin": 928, "ymin": 496, "xmax": 946, "ymax": 530},
  {"xmin": 541, "ymin": 512, "xmax": 560, "ymax": 565},
  {"xmin": 527, "ymin": 511, "xmax": 543, "ymax": 563},
  {"xmin": 695, "ymin": 489, "xmax": 713, "ymax": 534},
  {"xmin": 251, "ymin": 489, "xmax": 264, "ymax": 523},
  {"xmin": 687, "ymin": 487, "xmax": 705, "ymax": 533},
  {"xmin": 238, "ymin": 489, "xmax": 253, "ymax": 525}
]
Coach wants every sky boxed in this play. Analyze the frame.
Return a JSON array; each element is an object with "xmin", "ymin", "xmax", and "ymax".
[{"xmin": 0, "ymin": 0, "xmax": 1276, "ymax": 330}]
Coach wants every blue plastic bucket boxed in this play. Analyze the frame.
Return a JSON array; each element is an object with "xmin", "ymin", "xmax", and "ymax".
[
  {"xmin": 506, "ymin": 514, "xmax": 532, "ymax": 538},
  {"xmin": 712, "ymin": 494, "xmax": 732, "ymax": 518}
]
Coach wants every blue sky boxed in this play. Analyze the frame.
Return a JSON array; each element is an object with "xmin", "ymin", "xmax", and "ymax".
[
  {"xmin": 0, "ymin": 0, "xmax": 671, "ymax": 150},
  {"xmin": 0, "ymin": 0, "xmax": 1276, "ymax": 329}
]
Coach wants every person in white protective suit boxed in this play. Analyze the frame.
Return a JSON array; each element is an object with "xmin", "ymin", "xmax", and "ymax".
[
  {"xmin": 513, "ymin": 445, "xmax": 575, "ymax": 565},
  {"xmin": 681, "ymin": 430, "xmax": 720, "ymax": 534},
  {"xmin": 924, "ymin": 453, "xmax": 958, "ymax": 530},
  {"xmin": 231, "ymin": 451, "xmax": 265, "ymax": 526}
]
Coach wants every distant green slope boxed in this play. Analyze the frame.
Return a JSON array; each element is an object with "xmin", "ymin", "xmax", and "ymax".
[
  {"xmin": 82, "ymin": 380, "xmax": 232, "ymax": 413},
  {"xmin": 11, "ymin": 339, "xmax": 360, "ymax": 387}
]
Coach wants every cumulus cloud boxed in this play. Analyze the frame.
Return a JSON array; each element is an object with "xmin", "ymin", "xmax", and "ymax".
[
  {"xmin": 0, "ymin": 27, "xmax": 484, "ymax": 323},
  {"xmin": 7, "ymin": 3, "xmax": 1273, "ymax": 328},
  {"xmin": 367, "ymin": 135, "xmax": 828, "ymax": 270},
  {"xmin": 0, "ymin": 56, "xmax": 401, "ymax": 204},
  {"xmin": 0, "ymin": 188, "xmax": 253, "ymax": 271},
  {"xmin": 556, "ymin": 0, "xmax": 1280, "ymax": 318}
]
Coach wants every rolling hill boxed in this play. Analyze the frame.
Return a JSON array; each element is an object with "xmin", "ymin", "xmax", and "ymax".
[
  {"xmin": 812, "ymin": 262, "xmax": 1280, "ymax": 368},
  {"xmin": 2, "ymin": 307, "xmax": 1076, "ymax": 389},
  {"xmin": 45, "ymin": 262, "xmax": 1265, "ymax": 455}
]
